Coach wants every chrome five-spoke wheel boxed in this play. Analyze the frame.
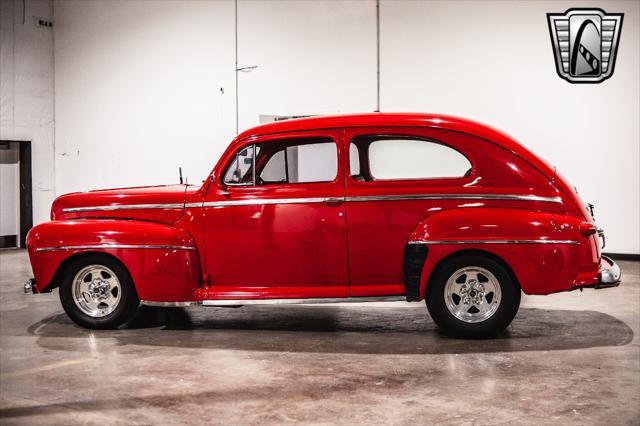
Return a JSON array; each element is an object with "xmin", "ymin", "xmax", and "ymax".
[
  {"xmin": 426, "ymin": 254, "xmax": 520, "ymax": 337},
  {"xmin": 72, "ymin": 265, "xmax": 122, "ymax": 317},
  {"xmin": 60, "ymin": 255, "xmax": 139, "ymax": 329},
  {"xmin": 444, "ymin": 266, "xmax": 501, "ymax": 323}
]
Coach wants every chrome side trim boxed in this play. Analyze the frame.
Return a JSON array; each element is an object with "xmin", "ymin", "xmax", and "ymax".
[
  {"xmin": 35, "ymin": 244, "xmax": 197, "ymax": 252},
  {"xmin": 141, "ymin": 301, "xmax": 198, "ymax": 307},
  {"xmin": 201, "ymin": 193, "xmax": 560, "ymax": 208},
  {"xmin": 63, "ymin": 203, "xmax": 184, "ymax": 213},
  {"xmin": 408, "ymin": 239, "xmax": 579, "ymax": 245},
  {"xmin": 203, "ymin": 197, "xmax": 331, "ymax": 208},
  {"xmin": 201, "ymin": 296, "xmax": 407, "ymax": 306},
  {"xmin": 62, "ymin": 193, "xmax": 561, "ymax": 212},
  {"xmin": 201, "ymin": 194, "xmax": 562, "ymax": 207},
  {"xmin": 345, "ymin": 194, "xmax": 563, "ymax": 203}
]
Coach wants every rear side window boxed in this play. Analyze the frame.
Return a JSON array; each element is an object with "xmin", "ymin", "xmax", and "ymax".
[{"xmin": 350, "ymin": 137, "xmax": 471, "ymax": 181}]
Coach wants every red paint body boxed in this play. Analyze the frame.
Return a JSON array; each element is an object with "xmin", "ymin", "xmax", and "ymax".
[{"xmin": 27, "ymin": 113, "xmax": 612, "ymax": 302}]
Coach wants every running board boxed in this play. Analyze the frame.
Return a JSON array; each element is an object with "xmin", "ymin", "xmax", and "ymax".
[{"xmin": 141, "ymin": 296, "xmax": 408, "ymax": 308}]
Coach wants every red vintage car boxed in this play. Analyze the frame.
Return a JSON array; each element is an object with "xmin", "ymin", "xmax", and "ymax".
[{"xmin": 25, "ymin": 113, "xmax": 621, "ymax": 336}]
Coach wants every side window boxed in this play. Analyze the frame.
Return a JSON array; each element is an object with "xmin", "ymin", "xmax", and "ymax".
[
  {"xmin": 349, "ymin": 143, "xmax": 360, "ymax": 177},
  {"xmin": 350, "ymin": 137, "xmax": 471, "ymax": 181},
  {"xmin": 223, "ymin": 145, "xmax": 257, "ymax": 185},
  {"xmin": 258, "ymin": 139, "xmax": 337, "ymax": 185},
  {"xmin": 260, "ymin": 150, "xmax": 286, "ymax": 183}
]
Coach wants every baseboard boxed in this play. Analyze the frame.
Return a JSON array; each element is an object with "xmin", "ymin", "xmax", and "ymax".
[
  {"xmin": 603, "ymin": 252, "xmax": 640, "ymax": 261},
  {"xmin": 0, "ymin": 235, "xmax": 18, "ymax": 248}
]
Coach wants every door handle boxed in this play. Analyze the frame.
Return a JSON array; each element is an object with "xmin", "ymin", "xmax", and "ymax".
[{"xmin": 323, "ymin": 197, "xmax": 344, "ymax": 206}]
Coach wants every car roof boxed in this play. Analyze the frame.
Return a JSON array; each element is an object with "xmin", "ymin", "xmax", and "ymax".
[{"xmin": 232, "ymin": 112, "xmax": 555, "ymax": 178}]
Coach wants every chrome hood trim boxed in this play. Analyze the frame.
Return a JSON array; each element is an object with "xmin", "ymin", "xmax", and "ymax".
[{"xmin": 62, "ymin": 203, "xmax": 185, "ymax": 213}]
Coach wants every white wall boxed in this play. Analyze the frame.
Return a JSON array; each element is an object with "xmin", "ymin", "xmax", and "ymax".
[
  {"xmin": 381, "ymin": 0, "xmax": 639, "ymax": 254},
  {"xmin": 50, "ymin": 0, "xmax": 639, "ymax": 253},
  {"xmin": 237, "ymin": 0, "xmax": 376, "ymax": 130},
  {"xmin": 53, "ymin": 0, "xmax": 376, "ymax": 193},
  {"xmin": 0, "ymin": 0, "xmax": 55, "ymax": 227},
  {"xmin": 54, "ymin": 0, "xmax": 236, "ymax": 192}
]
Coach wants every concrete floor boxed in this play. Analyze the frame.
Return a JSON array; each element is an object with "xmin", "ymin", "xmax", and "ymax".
[{"xmin": 0, "ymin": 249, "xmax": 638, "ymax": 425}]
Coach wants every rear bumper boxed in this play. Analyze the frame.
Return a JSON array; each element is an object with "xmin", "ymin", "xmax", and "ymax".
[
  {"xmin": 597, "ymin": 255, "xmax": 621, "ymax": 288},
  {"xmin": 573, "ymin": 255, "xmax": 621, "ymax": 290},
  {"xmin": 24, "ymin": 278, "xmax": 37, "ymax": 294}
]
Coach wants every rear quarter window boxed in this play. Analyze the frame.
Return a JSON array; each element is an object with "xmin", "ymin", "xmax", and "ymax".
[{"xmin": 353, "ymin": 138, "xmax": 472, "ymax": 181}]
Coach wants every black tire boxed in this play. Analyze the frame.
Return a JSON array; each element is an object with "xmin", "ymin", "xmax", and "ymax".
[
  {"xmin": 425, "ymin": 253, "xmax": 520, "ymax": 338},
  {"xmin": 59, "ymin": 255, "xmax": 139, "ymax": 329}
]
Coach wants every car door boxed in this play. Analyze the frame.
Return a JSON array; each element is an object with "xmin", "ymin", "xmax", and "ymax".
[
  {"xmin": 344, "ymin": 126, "xmax": 476, "ymax": 297},
  {"xmin": 203, "ymin": 130, "xmax": 349, "ymax": 299}
]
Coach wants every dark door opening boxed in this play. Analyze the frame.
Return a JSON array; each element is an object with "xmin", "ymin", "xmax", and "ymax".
[{"xmin": 0, "ymin": 140, "xmax": 32, "ymax": 249}]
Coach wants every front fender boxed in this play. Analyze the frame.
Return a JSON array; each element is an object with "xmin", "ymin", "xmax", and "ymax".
[
  {"xmin": 27, "ymin": 220, "xmax": 202, "ymax": 302},
  {"xmin": 408, "ymin": 208, "xmax": 596, "ymax": 296}
]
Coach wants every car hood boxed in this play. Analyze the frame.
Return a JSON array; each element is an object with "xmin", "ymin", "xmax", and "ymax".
[{"xmin": 51, "ymin": 184, "xmax": 197, "ymax": 224}]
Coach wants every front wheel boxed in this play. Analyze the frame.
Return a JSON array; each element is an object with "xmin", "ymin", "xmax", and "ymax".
[
  {"xmin": 426, "ymin": 254, "xmax": 520, "ymax": 338},
  {"xmin": 59, "ymin": 255, "xmax": 139, "ymax": 329}
]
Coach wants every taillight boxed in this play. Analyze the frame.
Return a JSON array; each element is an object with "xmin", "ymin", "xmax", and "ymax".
[{"xmin": 578, "ymin": 222, "xmax": 596, "ymax": 236}]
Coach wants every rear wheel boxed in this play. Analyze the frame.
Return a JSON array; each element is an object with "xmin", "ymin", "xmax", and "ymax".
[
  {"xmin": 59, "ymin": 255, "xmax": 139, "ymax": 329},
  {"xmin": 426, "ymin": 254, "xmax": 520, "ymax": 337}
]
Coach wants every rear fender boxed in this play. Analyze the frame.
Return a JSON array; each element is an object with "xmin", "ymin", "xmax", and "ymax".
[
  {"xmin": 26, "ymin": 220, "xmax": 202, "ymax": 302},
  {"xmin": 407, "ymin": 208, "xmax": 596, "ymax": 297}
]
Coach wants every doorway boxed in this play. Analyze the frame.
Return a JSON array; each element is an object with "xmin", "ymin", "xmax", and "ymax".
[{"xmin": 0, "ymin": 141, "xmax": 32, "ymax": 248}]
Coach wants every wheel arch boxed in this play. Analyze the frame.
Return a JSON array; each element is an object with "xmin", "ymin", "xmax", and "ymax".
[
  {"xmin": 48, "ymin": 251, "xmax": 130, "ymax": 291},
  {"xmin": 423, "ymin": 248, "xmax": 522, "ymax": 299}
]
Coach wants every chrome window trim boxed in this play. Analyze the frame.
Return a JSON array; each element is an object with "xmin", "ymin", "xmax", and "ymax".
[
  {"xmin": 408, "ymin": 239, "xmax": 579, "ymax": 245},
  {"xmin": 62, "ymin": 203, "xmax": 184, "ymax": 213},
  {"xmin": 61, "ymin": 193, "xmax": 562, "ymax": 212},
  {"xmin": 35, "ymin": 244, "xmax": 197, "ymax": 252},
  {"xmin": 224, "ymin": 181, "xmax": 253, "ymax": 187}
]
